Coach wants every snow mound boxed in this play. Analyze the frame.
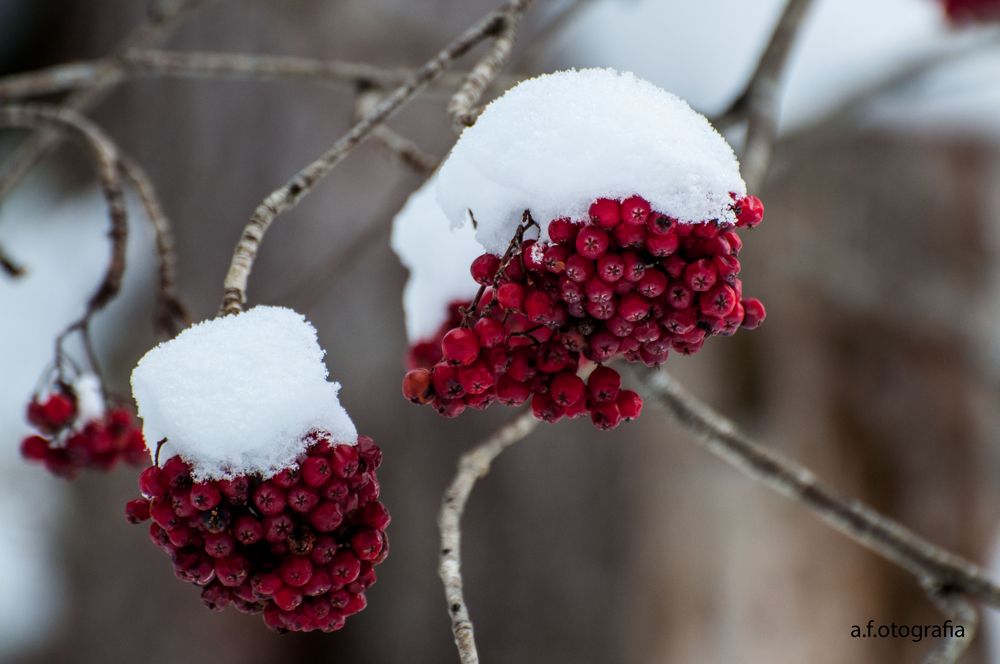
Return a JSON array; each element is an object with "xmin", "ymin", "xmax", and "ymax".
[
  {"xmin": 437, "ymin": 68, "xmax": 746, "ymax": 254},
  {"xmin": 131, "ymin": 306, "xmax": 357, "ymax": 480},
  {"xmin": 391, "ymin": 175, "xmax": 483, "ymax": 343}
]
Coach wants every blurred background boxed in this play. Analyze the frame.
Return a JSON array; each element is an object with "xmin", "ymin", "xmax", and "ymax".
[{"xmin": 2, "ymin": 0, "xmax": 1000, "ymax": 662}]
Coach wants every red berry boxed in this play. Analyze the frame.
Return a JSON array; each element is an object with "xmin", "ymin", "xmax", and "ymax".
[
  {"xmin": 125, "ymin": 498, "xmax": 151, "ymax": 524},
  {"xmin": 441, "ymin": 328, "xmax": 480, "ymax": 366},
  {"xmin": 402, "ymin": 368, "xmax": 434, "ymax": 404},
  {"xmin": 589, "ymin": 198, "xmax": 621, "ymax": 229},
  {"xmin": 741, "ymin": 298, "xmax": 767, "ymax": 329},
  {"xmin": 41, "ymin": 393, "xmax": 76, "ymax": 430},
  {"xmin": 700, "ymin": 284, "xmax": 737, "ymax": 318},
  {"xmin": 588, "ymin": 366, "xmax": 621, "ymax": 403},
  {"xmin": 550, "ymin": 372, "xmax": 585, "ymax": 406},
  {"xmin": 684, "ymin": 258, "xmax": 717, "ymax": 292},
  {"xmin": 565, "ymin": 255, "xmax": 595, "ymax": 283},
  {"xmin": 619, "ymin": 292, "xmax": 651, "ymax": 322},
  {"xmin": 20, "ymin": 435, "xmax": 49, "ymax": 462},
  {"xmin": 190, "ymin": 482, "xmax": 221, "ymax": 511},
  {"xmin": 351, "ymin": 528, "xmax": 384, "ymax": 561},
  {"xmin": 734, "ymin": 195, "xmax": 764, "ymax": 228},
  {"xmin": 309, "ymin": 502, "xmax": 344, "ymax": 532},
  {"xmin": 590, "ymin": 401, "xmax": 623, "ymax": 430},
  {"xmin": 576, "ymin": 226, "xmax": 610, "ymax": 259},
  {"xmin": 302, "ymin": 456, "xmax": 332, "ymax": 488},
  {"xmin": 253, "ymin": 484, "xmax": 286, "ymax": 516},
  {"xmin": 645, "ymin": 229, "xmax": 678, "ymax": 257},
  {"xmin": 543, "ymin": 245, "xmax": 570, "ymax": 274},
  {"xmin": 621, "ymin": 196, "xmax": 650, "ymax": 225},
  {"xmin": 647, "ymin": 213, "xmax": 675, "ymax": 235},
  {"xmin": 597, "ymin": 254, "xmax": 625, "ymax": 282},
  {"xmin": 612, "ymin": 221, "xmax": 646, "ymax": 249},
  {"xmin": 474, "ymin": 317, "xmax": 505, "ymax": 348},
  {"xmin": 470, "ymin": 253, "xmax": 500, "ymax": 285},
  {"xmin": 616, "ymin": 390, "xmax": 643, "ymax": 420},
  {"xmin": 548, "ymin": 218, "xmax": 579, "ymax": 243}
]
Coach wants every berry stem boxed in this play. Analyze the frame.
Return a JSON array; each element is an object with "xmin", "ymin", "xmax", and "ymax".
[
  {"xmin": 460, "ymin": 210, "xmax": 538, "ymax": 328},
  {"xmin": 438, "ymin": 410, "xmax": 538, "ymax": 664}
]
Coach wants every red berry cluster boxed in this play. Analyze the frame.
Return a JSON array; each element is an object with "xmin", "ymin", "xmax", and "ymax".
[
  {"xmin": 20, "ymin": 387, "xmax": 145, "ymax": 478},
  {"xmin": 406, "ymin": 301, "xmax": 467, "ymax": 370},
  {"xmin": 402, "ymin": 194, "xmax": 765, "ymax": 429},
  {"xmin": 126, "ymin": 432, "xmax": 388, "ymax": 633},
  {"xmin": 943, "ymin": 0, "xmax": 1000, "ymax": 22}
]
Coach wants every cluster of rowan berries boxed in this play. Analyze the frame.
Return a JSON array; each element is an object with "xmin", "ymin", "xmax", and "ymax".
[
  {"xmin": 942, "ymin": 0, "xmax": 1000, "ymax": 22},
  {"xmin": 126, "ymin": 431, "xmax": 388, "ymax": 633},
  {"xmin": 20, "ymin": 386, "xmax": 146, "ymax": 478},
  {"xmin": 402, "ymin": 194, "xmax": 765, "ymax": 429}
]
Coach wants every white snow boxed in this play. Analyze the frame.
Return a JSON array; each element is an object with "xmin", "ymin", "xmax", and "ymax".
[
  {"xmin": 71, "ymin": 373, "xmax": 105, "ymax": 424},
  {"xmin": 436, "ymin": 68, "xmax": 746, "ymax": 255},
  {"xmin": 390, "ymin": 174, "xmax": 483, "ymax": 343},
  {"xmin": 131, "ymin": 306, "xmax": 357, "ymax": 481}
]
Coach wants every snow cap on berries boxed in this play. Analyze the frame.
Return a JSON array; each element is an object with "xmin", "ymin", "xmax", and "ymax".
[
  {"xmin": 131, "ymin": 306, "xmax": 357, "ymax": 481},
  {"xmin": 390, "ymin": 174, "xmax": 483, "ymax": 343},
  {"xmin": 436, "ymin": 68, "xmax": 746, "ymax": 254},
  {"xmin": 72, "ymin": 372, "xmax": 105, "ymax": 423}
]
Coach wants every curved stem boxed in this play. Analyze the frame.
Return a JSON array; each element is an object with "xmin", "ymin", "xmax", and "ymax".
[{"xmin": 439, "ymin": 411, "xmax": 539, "ymax": 664}]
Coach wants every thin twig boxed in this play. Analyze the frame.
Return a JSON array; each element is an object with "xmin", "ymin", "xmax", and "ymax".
[
  {"xmin": 640, "ymin": 370, "xmax": 1000, "ymax": 612},
  {"xmin": 0, "ymin": 105, "xmax": 128, "ymax": 318},
  {"xmin": 0, "ymin": 242, "xmax": 25, "ymax": 276},
  {"xmin": 439, "ymin": 410, "xmax": 539, "ymax": 664},
  {"xmin": 447, "ymin": 9, "xmax": 522, "ymax": 130},
  {"xmin": 219, "ymin": 0, "xmax": 536, "ymax": 315},
  {"xmin": 354, "ymin": 87, "xmax": 438, "ymax": 174},
  {"xmin": 0, "ymin": 105, "xmax": 129, "ymax": 393},
  {"xmin": 0, "ymin": 50, "xmax": 522, "ymax": 101},
  {"xmin": 921, "ymin": 585, "xmax": 977, "ymax": 664},
  {"xmin": 714, "ymin": 0, "xmax": 815, "ymax": 191},
  {"xmin": 117, "ymin": 154, "xmax": 192, "ymax": 336},
  {"xmin": 0, "ymin": 0, "xmax": 209, "ymax": 204}
]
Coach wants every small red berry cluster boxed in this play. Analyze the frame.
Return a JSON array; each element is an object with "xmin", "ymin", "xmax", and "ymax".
[
  {"xmin": 403, "ymin": 194, "xmax": 765, "ymax": 429},
  {"xmin": 126, "ymin": 432, "xmax": 388, "ymax": 633},
  {"xmin": 943, "ymin": 0, "xmax": 1000, "ymax": 22},
  {"xmin": 20, "ymin": 387, "xmax": 145, "ymax": 478}
]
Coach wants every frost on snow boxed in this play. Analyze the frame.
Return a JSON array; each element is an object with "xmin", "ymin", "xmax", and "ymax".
[
  {"xmin": 131, "ymin": 306, "xmax": 357, "ymax": 481},
  {"xmin": 436, "ymin": 68, "xmax": 747, "ymax": 255},
  {"xmin": 390, "ymin": 174, "xmax": 483, "ymax": 343}
]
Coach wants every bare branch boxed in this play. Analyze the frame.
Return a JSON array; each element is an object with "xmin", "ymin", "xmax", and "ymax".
[
  {"xmin": 355, "ymin": 88, "xmax": 439, "ymax": 174},
  {"xmin": 0, "ymin": 50, "xmax": 522, "ymax": 101},
  {"xmin": 714, "ymin": 0, "xmax": 815, "ymax": 191},
  {"xmin": 439, "ymin": 411, "xmax": 539, "ymax": 664},
  {"xmin": 117, "ymin": 154, "xmax": 192, "ymax": 336},
  {"xmin": 0, "ymin": 0, "xmax": 209, "ymax": 204},
  {"xmin": 448, "ymin": 9, "xmax": 523, "ymax": 129},
  {"xmin": 640, "ymin": 369, "xmax": 1000, "ymax": 613},
  {"xmin": 219, "ymin": 0, "xmax": 536, "ymax": 316}
]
